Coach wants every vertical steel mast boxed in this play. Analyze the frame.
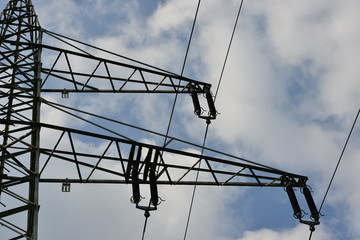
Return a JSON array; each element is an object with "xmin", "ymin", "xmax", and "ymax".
[{"xmin": 0, "ymin": 0, "xmax": 42, "ymax": 239}]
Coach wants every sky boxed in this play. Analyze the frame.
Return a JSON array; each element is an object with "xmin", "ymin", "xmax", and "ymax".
[{"xmin": 1, "ymin": 0, "xmax": 360, "ymax": 239}]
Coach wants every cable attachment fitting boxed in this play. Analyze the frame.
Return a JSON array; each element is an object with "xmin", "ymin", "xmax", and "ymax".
[
  {"xmin": 144, "ymin": 210, "xmax": 150, "ymax": 218},
  {"xmin": 130, "ymin": 195, "xmax": 145, "ymax": 205},
  {"xmin": 61, "ymin": 88, "xmax": 69, "ymax": 98},
  {"xmin": 62, "ymin": 178, "xmax": 71, "ymax": 192}
]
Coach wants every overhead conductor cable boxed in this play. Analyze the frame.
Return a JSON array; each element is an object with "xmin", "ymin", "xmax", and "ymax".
[
  {"xmin": 309, "ymin": 109, "xmax": 360, "ymax": 240},
  {"xmin": 142, "ymin": 1, "xmax": 202, "ymax": 239},
  {"xmin": 184, "ymin": 0, "xmax": 244, "ymax": 239}
]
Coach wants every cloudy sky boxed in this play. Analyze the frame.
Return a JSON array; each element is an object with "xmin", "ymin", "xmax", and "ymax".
[{"xmin": 2, "ymin": 0, "xmax": 360, "ymax": 239}]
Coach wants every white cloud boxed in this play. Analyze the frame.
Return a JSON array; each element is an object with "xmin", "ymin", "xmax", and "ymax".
[
  {"xmin": 237, "ymin": 224, "xmax": 333, "ymax": 240},
  {"xmin": 148, "ymin": 0, "xmax": 197, "ymax": 35},
  {"xmin": 2, "ymin": 0, "xmax": 360, "ymax": 239},
  {"xmin": 181, "ymin": 0, "xmax": 360, "ymax": 239},
  {"xmin": 247, "ymin": 0, "xmax": 360, "ymax": 118},
  {"xmin": 37, "ymin": 0, "xmax": 83, "ymax": 37}
]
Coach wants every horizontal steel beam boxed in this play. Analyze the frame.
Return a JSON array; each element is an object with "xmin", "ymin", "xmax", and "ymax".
[{"xmin": 39, "ymin": 178, "xmax": 303, "ymax": 187}]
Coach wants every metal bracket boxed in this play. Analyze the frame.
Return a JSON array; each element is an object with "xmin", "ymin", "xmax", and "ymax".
[{"xmin": 62, "ymin": 178, "xmax": 71, "ymax": 192}]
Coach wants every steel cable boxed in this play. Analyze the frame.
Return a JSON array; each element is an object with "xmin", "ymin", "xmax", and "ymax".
[
  {"xmin": 214, "ymin": 0, "xmax": 244, "ymax": 101},
  {"xmin": 183, "ymin": 1, "xmax": 244, "ymax": 239},
  {"xmin": 162, "ymin": 0, "xmax": 201, "ymax": 148},
  {"xmin": 142, "ymin": 1, "xmax": 202, "ymax": 239},
  {"xmin": 308, "ymin": 109, "xmax": 360, "ymax": 240},
  {"xmin": 183, "ymin": 122, "xmax": 209, "ymax": 240}
]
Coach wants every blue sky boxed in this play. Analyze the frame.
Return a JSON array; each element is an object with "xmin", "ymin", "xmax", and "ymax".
[{"xmin": 2, "ymin": 0, "xmax": 360, "ymax": 239}]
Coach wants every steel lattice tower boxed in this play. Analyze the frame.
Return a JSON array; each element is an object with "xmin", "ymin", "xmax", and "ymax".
[
  {"xmin": 0, "ymin": 1, "xmax": 42, "ymax": 238},
  {"xmin": 0, "ymin": 1, "xmax": 319, "ymax": 239}
]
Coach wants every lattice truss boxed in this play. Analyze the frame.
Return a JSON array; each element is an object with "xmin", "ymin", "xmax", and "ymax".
[
  {"xmin": 0, "ymin": 1, "xmax": 316, "ymax": 239},
  {"xmin": 25, "ymin": 121, "xmax": 307, "ymax": 187}
]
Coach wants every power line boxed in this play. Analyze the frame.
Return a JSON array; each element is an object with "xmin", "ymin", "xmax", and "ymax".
[
  {"xmin": 183, "ymin": 1, "xmax": 245, "ymax": 239},
  {"xmin": 162, "ymin": 0, "xmax": 202, "ymax": 149},
  {"xmin": 141, "ymin": 203, "xmax": 152, "ymax": 240},
  {"xmin": 141, "ymin": 215, "xmax": 149, "ymax": 240},
  {"xmin": 142, "ymin": 1, "xmax": 202, "ymax": 239},
  {"xmin": 183, "ymin": 123, "xmax": 210, "ymax": 240},
  {"xmin": 214, "ymin": 0, "xmax": 244, "ymax": 101},
  {"xmin": 309, "ymin": 109, "xmax": 360, "ymax": 240},
  {"xmin": 319, "ymin": 109, "xmax": 360, "ymax": 211}
]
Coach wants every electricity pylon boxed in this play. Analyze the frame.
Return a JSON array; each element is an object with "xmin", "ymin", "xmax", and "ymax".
[{"xmin": 0, "ymin": 1, "xmax": 319, "ymax": 239}]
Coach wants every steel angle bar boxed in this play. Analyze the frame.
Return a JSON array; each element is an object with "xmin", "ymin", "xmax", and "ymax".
[
  {"xmin": 0, "ymin": 205, "xmax": 31, "ymax": 219},
  {"xmin": 1, "ymin": 148, "xmax": 34, "ymax": 172},
  {"xmin": 249, "ymin": 168, "xmax": 263, "ymax": 186},
  {"xmin": 2, "ymin": 160, "xmax": 30, "ymax": 177},
  {"xmin": 203, "ymin": 158, "xmax": 219, "ymax": 185},
  {"xmin": 63, "ymin": 52, "xmax": 78, "ymax": 91},
  {"xmin": 1, "ymin": 188, "xmax": 35, "ymax": 205},
  {"xmin": 0, "ymin": 219, "xmax": 31, "ymax": 240},
  {"xmin": 0, "ymin": 101, "xmax": 33, "ymax": 114},
  {"xmin": 2, "ymin": 130, "xmax": 35, "ymax": 149},
  {"xmin": 67, "ymin": 132, "xmax": 82, "ymax": 181},
  {"xmin": 155, "ymin": 149, "xmax": 172, "ymax": 182},
  {"xmin": 40, "ymin": 148, "xmax": 125, "ymax": 162},
  {"xmin": 153, "ymin": 76, "xmax": 172, "ymax": 92},
  {"xmin": 39, "ymin": 130, "xmax": 66, "ymax": 176},
  {"xmin": 40, "ymin": 70, "xmax": 99, "ymax": 91},
  {"xmin": 175, "ymin": 158, "xmax": 201, "ymax": 184},
  {"xmin": 221, "ymin": 167, "xmax": 246, "ymax": 186},
  {"xmin": 103, "ymin": 61, "xmax": 115, "ymax": 92},
  {"xmin": 81, "ymin": 60, "xmax": 102, "ymax": 91},
  {"xmin": 40, "ymin": 51, "xmax": 62, "ymax": 87},
  {"xmin": 39, "ymin": 150, "xmax": 127, "ymax": 181},
  {"xmin": 0, "ymin": 125, "xmax": 33, "ymax": 137},
  {"xmin": 115, "ymin": 141, "xmax": 126, "ymax": 178},
  {"xmin": 38, "ymin": 178, "xmax": 290, "ymax": 187},
  {"xmin": 85, "ymin": 140, "xmax": 114, "ymax": 182},
  {"xmin": 1, "ymin": 176, "xmax": 32, "ymax": 188}
]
